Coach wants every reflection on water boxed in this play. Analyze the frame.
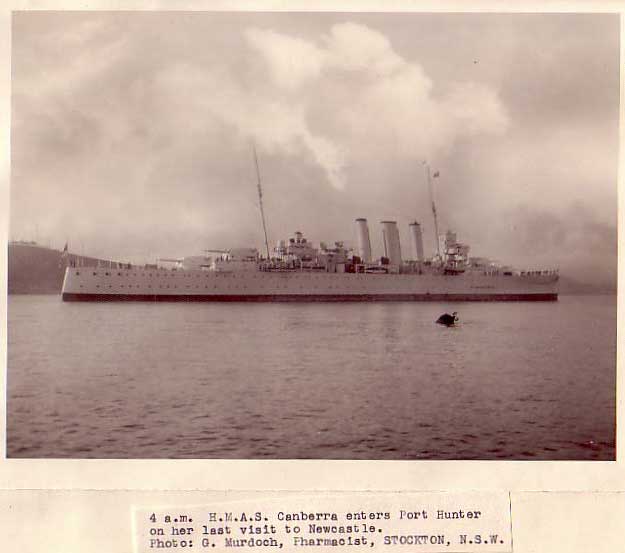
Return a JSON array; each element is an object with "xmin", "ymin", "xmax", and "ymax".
[{"xmin": 7, "ymin": 295, "xmax": 616, "ymax": 459}]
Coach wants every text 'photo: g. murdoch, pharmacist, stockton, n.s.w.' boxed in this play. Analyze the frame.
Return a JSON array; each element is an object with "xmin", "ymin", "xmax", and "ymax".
[{"xmin": 6, "ymin": 11, "xmax": 618, "ymax": 459}]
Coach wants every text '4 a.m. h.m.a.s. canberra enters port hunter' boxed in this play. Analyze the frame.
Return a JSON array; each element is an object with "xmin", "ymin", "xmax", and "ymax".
[{"xmin": 61, "ymin": 159, "xmax": 559, "ymax": 303}]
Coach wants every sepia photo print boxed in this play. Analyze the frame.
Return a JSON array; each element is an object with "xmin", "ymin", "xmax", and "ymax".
[{"xmin": 6, "ymin": 11, "xmax": 618, "ymax": 460}]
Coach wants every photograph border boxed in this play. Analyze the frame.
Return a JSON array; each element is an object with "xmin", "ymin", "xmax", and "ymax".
[{"xmin": 0, "ymin": 0, "xmax": 622, "ymax": 499}]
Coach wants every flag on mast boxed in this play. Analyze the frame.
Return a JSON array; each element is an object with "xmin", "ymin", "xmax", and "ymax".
[{"xmin": 59, "ymin": 242, "xmax": 69, "ymax": 268}]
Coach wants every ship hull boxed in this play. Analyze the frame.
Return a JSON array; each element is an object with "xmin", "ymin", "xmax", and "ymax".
[
  {"xmin": 62, "ymin": 292, "xmax": 557, "ymax": 302},
  {"xmin": 61, "ymin": 267, "xmax": 558, "ymax": 302}
]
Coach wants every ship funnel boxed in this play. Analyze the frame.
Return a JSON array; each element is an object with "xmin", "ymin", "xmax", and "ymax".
[
  {"xmin": 381, "ymin": 220, "xmax": 402, "ymax": 265},
  {"xmin": 409, "ymin": 221, "xmax": 424, "ymax": 262},
  {"xmin": 355, "ymin": 218, "xmax": 372, "ymax": 262}
]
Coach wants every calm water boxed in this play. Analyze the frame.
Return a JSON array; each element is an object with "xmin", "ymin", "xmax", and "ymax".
[{"xmin": 6, "ymin": 294, "xmax": 616, "ymax": 459}]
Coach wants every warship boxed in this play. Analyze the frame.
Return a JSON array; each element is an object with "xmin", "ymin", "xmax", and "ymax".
[
  {"xmin": 60, "ymin": 222, "xmax": 558, "ymax": 302},
  {"xmin": 61, "ymin": 158, "xmax": 558, "ymax": 302}
]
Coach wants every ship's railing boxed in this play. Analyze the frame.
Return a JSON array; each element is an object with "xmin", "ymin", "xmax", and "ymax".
[
  {"xmin": 518, "ymin": 269, "xmax": 559, "ymax": 276},
  {"xmin": 469, "ymin": 268, "xmax": 559, "ymax": 277},
  {"xmin": 67, "ymin": 258, "xmax": 130, "ymax": 269}
]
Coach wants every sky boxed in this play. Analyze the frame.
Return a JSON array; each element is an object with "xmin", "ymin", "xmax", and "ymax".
[{"xmin": 10, "ymin": 12, "xmax": 619, "ymax": 286}]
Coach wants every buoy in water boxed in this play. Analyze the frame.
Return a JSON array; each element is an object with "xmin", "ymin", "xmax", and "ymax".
[{"xmin": 436, "ymin": 312, "xmax": 458, "ymax": 327}]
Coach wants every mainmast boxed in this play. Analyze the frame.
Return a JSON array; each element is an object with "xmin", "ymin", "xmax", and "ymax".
[
  {"xmin": 424, "ymin": 162, "xmax": 441, "ymax": 258},
  {"xmin": 253, "ymin": 144, "xmax": 271, "ymax": 260}
]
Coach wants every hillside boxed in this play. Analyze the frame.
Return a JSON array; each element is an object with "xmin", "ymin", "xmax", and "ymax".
[{"xmin": 8, "ymin": 242, "xmax": 108, "ymax": 294}]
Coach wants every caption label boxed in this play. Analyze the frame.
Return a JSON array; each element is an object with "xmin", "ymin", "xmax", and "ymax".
[{"xmin": 133, "ymin": 492, "xmax": 512, "ymax": 552}]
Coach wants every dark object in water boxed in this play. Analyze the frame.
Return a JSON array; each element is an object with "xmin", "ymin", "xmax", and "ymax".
[{"xmin": 436, "ymin": 312, "xmax": 459, "ymax": 326}]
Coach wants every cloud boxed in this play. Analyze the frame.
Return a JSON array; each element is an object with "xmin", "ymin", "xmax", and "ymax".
[
  {"xmin": 134, "ymin": 22, "xmax": 509, "ymax": 191},
  {"xmin": 242, "ymin": 23, "xmax": 508, "ymax": 181},
  {"xmin": 244, "ymin": 28, "xmax": 325, "ymax": 90},
  {"xmin": 322, "ymin": 21, "xmax": 406, "ymax": 76},
  {"xmin": 153, "ymin": 62, "xmax": 347, "ymax": 190},
  {"xmin": 441, "ymin": 82, "xmax": 509, "ymax": 136},
  {"xmin": 43, "ymin": 20, "xmax": 505, "ymax": 194}
]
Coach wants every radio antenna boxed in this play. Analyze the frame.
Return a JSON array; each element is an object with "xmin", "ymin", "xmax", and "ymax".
[{"xmin": 253, "ymin": 143, "xmax": 271, "ymax": 260}]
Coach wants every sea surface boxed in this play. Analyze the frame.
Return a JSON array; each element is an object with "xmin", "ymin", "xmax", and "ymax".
[{"xmin": 6, "ymin": 294, "xmax": 616, "ymax": 459}]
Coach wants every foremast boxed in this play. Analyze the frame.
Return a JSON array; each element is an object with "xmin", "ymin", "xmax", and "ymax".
[{"xmin": 253, "ymin": 144, "xmax": 271, "ymax": 260}]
